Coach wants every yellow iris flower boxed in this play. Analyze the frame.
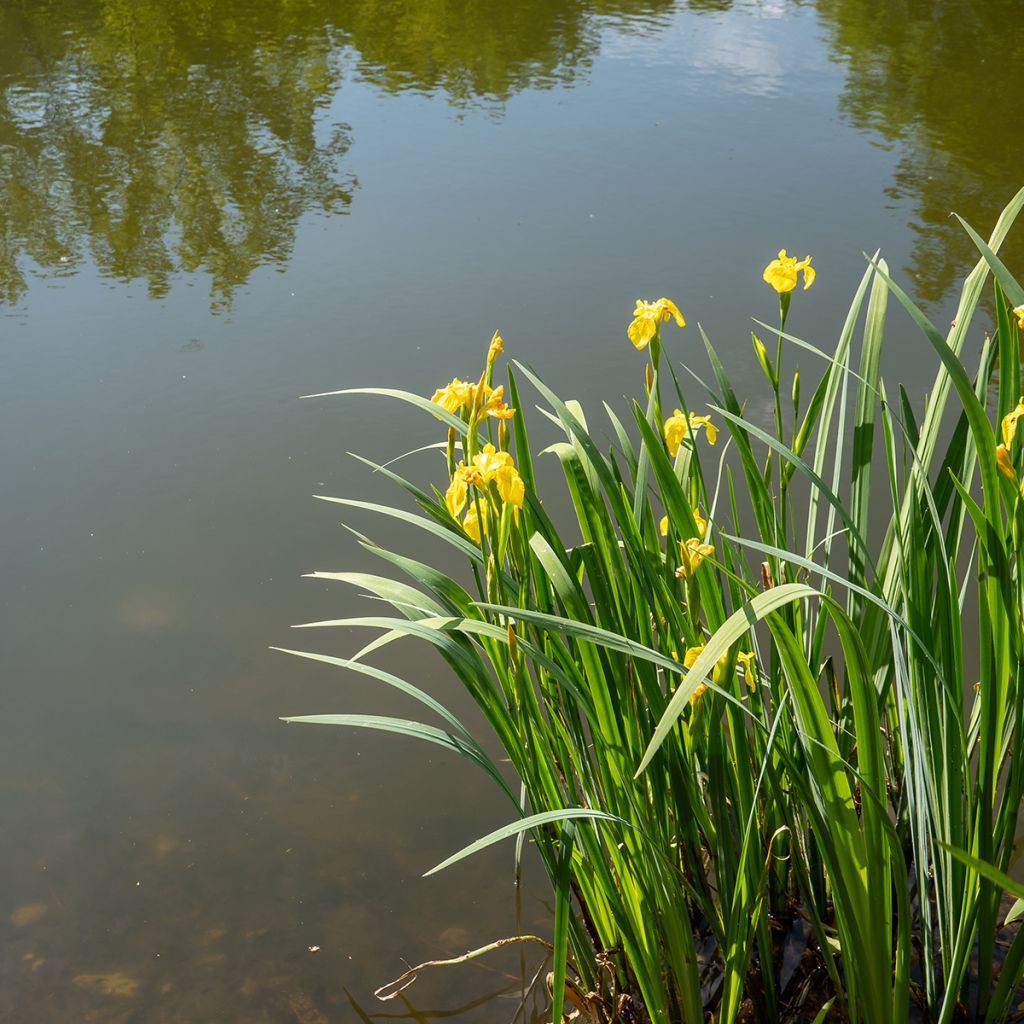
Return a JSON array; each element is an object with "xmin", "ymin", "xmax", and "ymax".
[
  {"xmin": 664, "ymin": 410, "xmax": 717, "ymax": 457},
  {"xmin": 478, "ymin": 384, "xmax": 516, "ymax": 420},
  {"xmin": 675, "ymin": 537, "xmax": 715, "ymax": 580},
  {"xmin": 431, "ymin": 377, "xmax": 476, "ymax": 414},
  {"xmin": 763, "ymin": 250, "xmax": 815, "ymax": 293},
  {"xmin": 431, "ymin": 377, "xmax": 514, "ymax": 420},
  {"xmin": 682, "ymin": 643, "xmax": 730, "ymax": 705},
  {"xmin": 680, "ymin": 646, "xmax": 755, "ymax": 705},
  {"xmin": 446, "ymin": 444, "xmax": 525, "ymax": 520},
  {"xmin": 1014, "ymin": 305, "xmax": 1024, "ymax": 330},
  {"xmin": 472, "ymin": 443, "xmax": 511, "ymax": 479},
  {"xmin": 627, "ymin": 297, "xmax": 685, "ymax": 350}
]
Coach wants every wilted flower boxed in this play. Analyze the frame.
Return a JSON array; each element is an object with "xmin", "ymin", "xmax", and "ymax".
[
  {"xmin": 1001, "ymin": 398, "xmax": 1024, "ymax": 449},
  {"xmin": 664, "ymin": 410, "xmax": 717, "ymax": 457},
  {"xmin": 763, "ymin": 250, "xmax": 815, "ymax": 293},
  {"xmin": 628, "ymin": 297, "xmax": 685, "ymax": 350}
]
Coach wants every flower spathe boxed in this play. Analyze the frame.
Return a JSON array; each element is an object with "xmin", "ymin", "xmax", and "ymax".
[
  {"xmin": 628, "ymin": 297, "xmax": 685, "ymax": 350},
  {"xmin": 763, "ymin": 250, "xmax": 815, "ymax": 293},
  {"xmin": 487, "ymin": 330, "xmax": 504, "ymax": 366},
  {"xmin": 664, "ymin": 410, "xmax": 717, "ymax": 457}
]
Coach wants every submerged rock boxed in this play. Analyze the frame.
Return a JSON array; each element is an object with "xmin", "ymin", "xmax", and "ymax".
[
  {"xmin": 72, "ymin": 973, "xmax": 139, "ymax": 997},
  {"xmin": 10, "ymin": 903, "xmax": 47, "ymax": 928}
]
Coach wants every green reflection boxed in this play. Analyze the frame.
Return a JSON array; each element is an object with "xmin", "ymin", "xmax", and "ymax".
[
  {"xmin": 816, "ymin": 0, "xmax": 1024, "ymax": 304},
  {"xmin": 0, "ymin": 0, "xmax": 356, "ymax": 310},
  {"xmin": 0, "ymin": 0, "xmax": 675, "ymax": 310},
  {"xmin": 343, "ymin": 0, "xmax": 677, "ymax": 104}
]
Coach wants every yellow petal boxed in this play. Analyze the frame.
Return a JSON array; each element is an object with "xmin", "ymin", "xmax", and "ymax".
[
  {"xmin": 445, "ymin": 467, "xmax": 469, "ymax": 518},
  {"xmin": 463, "ymin": 507, "xmax": 485, "ymax": 543},
  {"xmin": 659, "ymin": 515, "xmax": 669, "ymax": 537},
  {"xmin": 628, "ymin": 316, "xmax": 656, "ymax": 350},
  {"xmin": 799, "ymin": 258, "xmax": 816, "ymax": 290},
  {"xmin": 481, "ymin": 384, "xmax": 516, "ymax": 419},
  {"xmin": 495, "ymin": 464, "xmax": 524, "ymax": 507},
  {"xmin": 1014, "ymin": 305, "xmax": 1024, "ymax": 330},
  {"xmin": 508, "ymin": 473, "xmax": 525, "ymax": 508},
  {"xmin": 431, "ymin": 382, "xmax": 462, "ymax": 413},
  {"xmin": 692, "ymin": 508, "xmax": 707, "ymax": 539},
  {"xmin": 656, "ymin": 297, "xmax": 686, "ymax": 327},
  {"xmin": 473, "ymin": 443, "xmax": 508, "ymax": 480}
]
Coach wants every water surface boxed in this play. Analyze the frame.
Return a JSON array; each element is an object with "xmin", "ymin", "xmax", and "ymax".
[{"xmin": 2, "ymin": 1, "xmax": 1022, "ymax": 1020}]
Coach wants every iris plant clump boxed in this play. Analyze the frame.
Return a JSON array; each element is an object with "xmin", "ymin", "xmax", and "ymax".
[{"xmin": 279, "ymin": 188, "xmax": 1024, "ymax": 1024}]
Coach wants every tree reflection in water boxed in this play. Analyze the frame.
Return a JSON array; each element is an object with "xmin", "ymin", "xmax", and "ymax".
[
  {"xmin": 2, "ymin": 0, "xmax": 1018, "ymax": 314},
  {"xmin": 0, "ymin": 0, "xmax": 358, "ymax": 310},
  {"xmin": 816, "ymin": 0, "xmax": 1024, "ymax": 304},
  {"xmin": 0, "ymin": 0, "xmax": 676, "ymax": 311}
]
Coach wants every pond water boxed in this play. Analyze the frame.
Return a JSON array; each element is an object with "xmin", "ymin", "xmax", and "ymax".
[{"xmin": 1, "ymin": 1, "xmax": 1022, "ymax": 1020}]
